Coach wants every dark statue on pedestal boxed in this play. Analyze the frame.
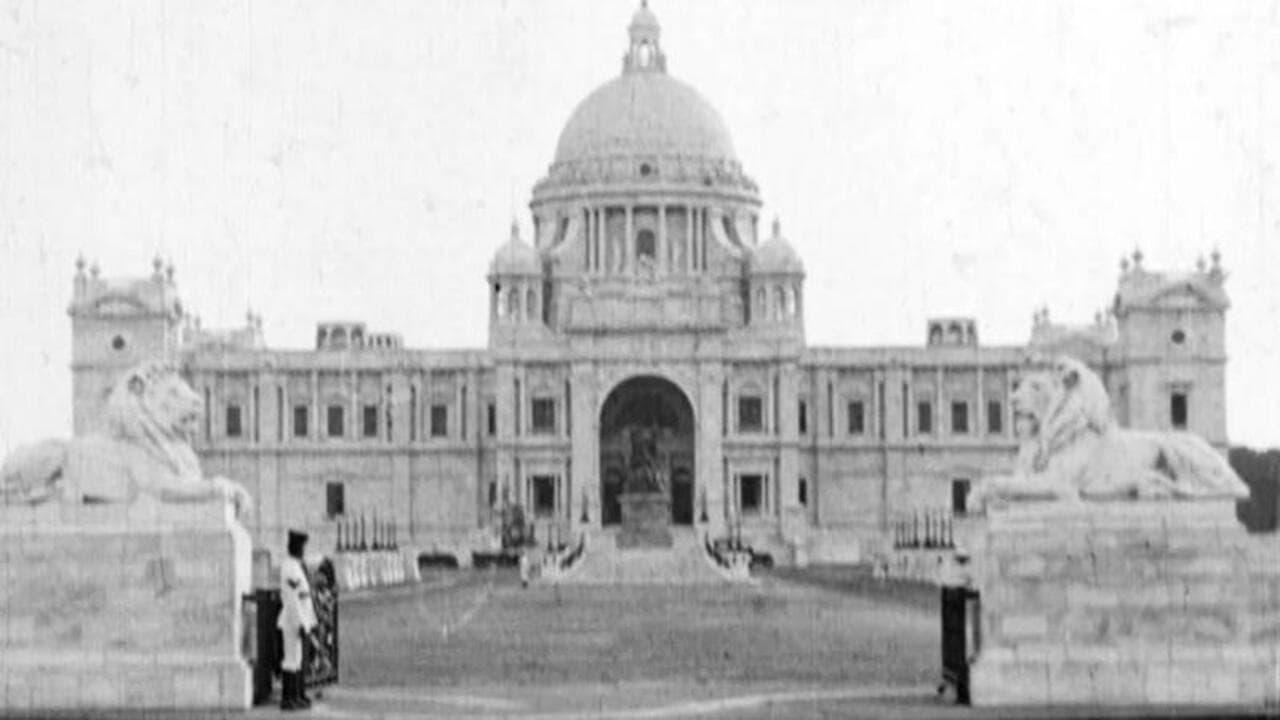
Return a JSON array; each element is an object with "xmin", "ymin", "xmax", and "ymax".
[{"xmin": 616, "ymin": 423, "xmax": 673, "ymax": 549}]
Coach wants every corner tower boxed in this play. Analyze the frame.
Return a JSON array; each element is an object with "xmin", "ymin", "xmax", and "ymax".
[
  {"xmin": 1111, "ymin": 249, "xmax": 1230, "ymax": 448},
  {"xmin": 68, "ymin": 255, "xmax": 184, "ymax": 435}
]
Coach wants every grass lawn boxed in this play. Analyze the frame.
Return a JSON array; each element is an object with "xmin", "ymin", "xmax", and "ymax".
[{"xmin": 339, "ymin": 566, "xmax": 940, "ymax": 689}]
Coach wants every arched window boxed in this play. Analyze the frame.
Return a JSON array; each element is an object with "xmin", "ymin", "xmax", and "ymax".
[
  {"xmin": 636, "ymin": 229, "xmax": 656, "ymax": 261},
  {"xmin": 331, "ymin": 327, "xmax": 348, "ymax": 348},
  {"xmin": 775, "ymin": 285, "xmax": 787, "ymax": 320},
  {"xmin": 506, "ymin": 287, "xmax": 520, "ymax": 320},
  {"xmin": 637, "ymin": 42, "xmax": 653, "ymax": 67},
  {"xmin": 784, "ymin": 286, "xmax": 797, "ymax": 317},
  {"xmin": 494, "ymin": 284, "xmax": 505, "ymax": 318},
  {"xmin": 526, "ymin": 287, "xmax": 537, "ymax": 321},
  {"xmin": 755, "ymin": 287, "xmax": 768, "ymax": 320},
  {"xmin": 948, "ymin": 323, "xmax": 963, "ymax": 344}
]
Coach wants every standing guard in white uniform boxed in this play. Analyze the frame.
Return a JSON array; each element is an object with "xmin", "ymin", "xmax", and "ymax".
[{"xmin": 278, "ymin": 529, "xmax": 318, "ymax": 711}]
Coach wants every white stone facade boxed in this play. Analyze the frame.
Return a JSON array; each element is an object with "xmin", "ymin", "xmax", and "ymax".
[{"xmin": 67, "ymin": 6, "xmax": 1231, "ymax": 563}]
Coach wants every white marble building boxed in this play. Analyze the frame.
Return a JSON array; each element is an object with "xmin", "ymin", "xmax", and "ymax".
[{"xmin": 68, "ymin": 4, "xmax": 1231, "ymax": 563}]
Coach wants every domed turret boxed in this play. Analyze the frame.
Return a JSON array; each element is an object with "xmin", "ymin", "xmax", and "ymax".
[
  {"xmin": 488, "ymin": 221, "xmax": 541, "ymax": 277},
  {"xmin": 751, "ymin": 218, "xmax": 804, "ymax": 276}
]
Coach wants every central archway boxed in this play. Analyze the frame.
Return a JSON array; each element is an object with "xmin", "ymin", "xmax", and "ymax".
[{"xmin": 599, "ymin": 376, "xmax": 695, "ymax": 526}]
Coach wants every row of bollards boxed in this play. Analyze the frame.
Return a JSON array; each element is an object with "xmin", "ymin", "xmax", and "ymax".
[
  {"xmin": 892, "ymin": 509, "xmax": 956, "ymax": 550},
  {"xmin": 335, "ymin": 514, "xmax": 400, "ymax": 553}
]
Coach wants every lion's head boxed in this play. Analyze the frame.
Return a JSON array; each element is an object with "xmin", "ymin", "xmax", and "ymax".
[
  {"xmin": 103, "ymin": 362, "xmax": 203, "ymax": 478},
  {"xmin": 1011, "ymin": 356, "xmax": 1112, "ymax": 469}
]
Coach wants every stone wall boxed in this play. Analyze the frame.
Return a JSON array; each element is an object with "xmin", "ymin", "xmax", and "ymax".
[
  {"xmin": 970, "ymin": 501, "xmax": 1279, "ymax": 707},
  {"xmin": 0, "ymin": 501, "xmax": 252, "ymax": 711}
]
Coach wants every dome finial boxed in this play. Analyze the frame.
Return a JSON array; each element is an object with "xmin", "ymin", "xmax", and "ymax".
[{"xmin": 624, "ymin": 1, "xmax": 665, "ymax": 73}]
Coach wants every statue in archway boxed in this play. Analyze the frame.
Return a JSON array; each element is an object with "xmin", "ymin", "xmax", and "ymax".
[{"xmin": 625, "ymin": 424, "xmax": 669, "ymax": 495}]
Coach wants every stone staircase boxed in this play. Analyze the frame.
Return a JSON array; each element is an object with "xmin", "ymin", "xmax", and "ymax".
[{"xmin": 552, "ymin": 527, "xmax": 749, "ymax": 585}]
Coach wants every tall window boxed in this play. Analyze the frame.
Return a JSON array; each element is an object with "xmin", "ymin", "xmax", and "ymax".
[
  {"xmin": 1171, "ymin": 391, "xmax": 1188, "ymax": 430},
  {"xmin": 532, "ymin": 475, "xmax": 556, "ymax": 518},
  {"xmin": 531, "ymin": 398, "xmax": 556, "ymax": 434},
  {"xmin": 798, "ymin": 477, "xmax": 808, "ymax": 506},
  {"xmin": 362, "ymin": 404, "xmax": 379, "ymax": 438},
  {"xmin": 225, "ymin": 404, "xmax": 242, "ymax": 438},
  {"xmin": 847, "ymin": 400, "xmax": 865, "ymax": 435},
  {"xmin": 430, "ymin": 404, "xmax": 448, "ymax": 437},
  {"xmin": 738, "ymin": 396, "xmax": 763, "ymax": 433},
  {"xmin": 293, "ymin": 405, "xmax": 309, "ymax": 438},
  {"xmin": 987, "ymin": 400, "xmax": 1003, "ymax": 435},
  {"xmin": 951, "ymin": 401, "xmax": 969, "ymax": 434},
  {"xmin": 326, "ymin": 482, "xmax": 345, "ymax": 519},
  {"xmin": 739, "ymin": 474, "xmax": 763, "ymax": 515},
  {"xmin": 798, "ymin": 399, "xmax": 808, "ymax": 435},
  {"xmin": 952, "ymin": 479, "xmax": 971, "ymax": 515},
  {"xmin": 487, "ymin": 401, "xmax": 497, "ymax": 436},
  {"xmin": 327, "ymin": 405, "xmax": 345, "ymax": 438},
  {"xmin": 917, "ymin": 401, "xmax": 933, "ymax": 435}
]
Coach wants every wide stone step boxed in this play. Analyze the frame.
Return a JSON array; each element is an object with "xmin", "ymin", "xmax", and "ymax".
[{"xmin": 555, "ymin": 528, "xmax": 742, "ymax": 585}]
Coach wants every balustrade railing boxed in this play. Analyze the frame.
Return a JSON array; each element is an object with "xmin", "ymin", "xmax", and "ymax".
[{"xmin": 891, "ymin": 509, "xmax": 958, "ymax": 550}]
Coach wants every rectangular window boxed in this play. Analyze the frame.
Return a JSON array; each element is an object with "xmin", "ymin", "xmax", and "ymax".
[
  {"xmin": 487, "ymin": 401, "xmax": 497, "ymax": 436},
  {"xmin": 293, "ymin": 405, "xmax": 309, "ymax": 438},
  {"xmin": 798, "ymin": 399, "xmax": 808, "ymax": 435},
  {"xmin": 798, "ymin": 477, "xmax": 808, "ymax": 506},
  {"xmin": 847, "ymin": 400, "xmax": 865, "ymax": 435},
  {"xmin": 737, "ymin": 396, "xmax": 763, "ymax": 433},
  {"xmin": 1171, "ymin": 392, "xmax": 1188, "ymax": 430},
  {"xmin": 739, "ymin": 474, "xmax": 763, "ymax": 514},
  {"xmin": 362, "ymin": 404, "xmax": 379, "ymax": 438},
  {"xmin": 430, "ymin": 404, "xmax": 448, "ymax": 437},
  {"xmin": 326, "ymin": 482, "xmax": 345, "ymax": 519},
  {"xmin": 327, "ymin": 405, "xmax": 344, "ymax": 438},
  {"xmin": 532, "ymin": 475, "xmax": 556, "ymax": 518},
  {"xmin": 987, "ymin": 400, "xmax": 1003, "ymax": 434},
  {"xmin": 225, "ymin": 404, "xmax": 242, "ymax": 438},
  {"xmin": 917, "ymin": 401, "xmax": 933, "ymax": 435},
  {"xmin": 952, "ymin": 478, "xmax": 971, "ymax": 515},
  {"xmin": 531, "ymin": 398, "xmax": 556, "ymax": 435},
  {"xmin": 951, "ymin": 401, "xmax": 969, "ymax": 434}
]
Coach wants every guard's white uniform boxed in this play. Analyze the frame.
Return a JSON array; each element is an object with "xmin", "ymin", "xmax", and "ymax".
[{"xmin": 277, "ymin": 556, "xmax": 318, "ymax": 672}]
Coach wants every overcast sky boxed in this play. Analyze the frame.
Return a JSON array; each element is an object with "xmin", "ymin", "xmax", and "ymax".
[{"xmin": 1, "ymin": 0, "xmax": 1277, "ymax": 454}]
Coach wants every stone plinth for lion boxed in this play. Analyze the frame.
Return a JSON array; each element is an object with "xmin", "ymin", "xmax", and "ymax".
[
  {"xmin": 967, "ymin": 358, "xmax": 1278, "ymax": 707},
  {"xmin": 0, "ymin": 363, "xmax": 253, "ymax": 712}
]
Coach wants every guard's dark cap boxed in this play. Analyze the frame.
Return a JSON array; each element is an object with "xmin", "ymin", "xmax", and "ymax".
[{"xmin": 288, "ymin": 529, "xmax": 309, "ymax": 545}]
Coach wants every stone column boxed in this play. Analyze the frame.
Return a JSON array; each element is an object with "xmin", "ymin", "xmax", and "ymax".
[
  {"xmin": 624, "ymin": 205, "xmax": 634, "ymax": 275},
  {"xmin": 698, "ymin": 362, "xmax": 726, "ymax": 537},
  {"xmin": 657, "ymin": 204, "xmax": 667, "ymax": 274},
  {"xmin": 685, "ymin": 206, "xmax": 693, "ymax": 274},
  {"xmin": 976, "ymin": 364, "xmax": 986, "ymax": 436},
  {"xmin": 569, "ymin": 363, "xmax": 598, "ymax": 530},
  {"xmin": 309, "ymin": 370, "xmax": 319, "ymax": 441},
  {"xmin": 935, "ymin": 367, "xmax": 944, "ymax": 438}
]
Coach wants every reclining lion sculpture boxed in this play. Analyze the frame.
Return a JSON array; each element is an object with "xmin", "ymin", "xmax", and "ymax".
[
  {"xmin": 975, "ymin": 356, "xmax": 1248, "ymax": 507},
  {"xmin": 0, "ymin": 362, "xmax": 252, "ymax": 515}
]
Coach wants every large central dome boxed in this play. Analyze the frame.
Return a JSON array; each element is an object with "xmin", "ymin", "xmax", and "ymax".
[
  {"xmin": 551, "ymin": 2, "xmax": 737, "ymax": 166},
  {"xmin": 553, "ymin": 72, "xmax": 737, "ymax": 164}
]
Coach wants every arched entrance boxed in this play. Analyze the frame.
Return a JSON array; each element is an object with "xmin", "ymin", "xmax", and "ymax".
[{"xmin": 599, "ymin": 376, "xmax": 695, "ymax": 526}]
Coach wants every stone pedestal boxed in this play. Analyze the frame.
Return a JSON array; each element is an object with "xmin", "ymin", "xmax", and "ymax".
[
  {"xmin": 617, "ymin": 492, "xmax": 673, "ymax": 549},
  {"xmin": 0, "ymin": 499, "xmax": 253, "ymax": 711},
  {"xmin": 970, "ymin": 501, "xmax": 1280, "ymax": 707}
]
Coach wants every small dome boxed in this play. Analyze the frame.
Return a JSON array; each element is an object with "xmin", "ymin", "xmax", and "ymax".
[
  {"xmin": 489, "ymin": 221, "xmax": 541, "ymax": 277},
  {"xmin": 752, "ymin": 218, "xmax": 803, "ymax": 274}
]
